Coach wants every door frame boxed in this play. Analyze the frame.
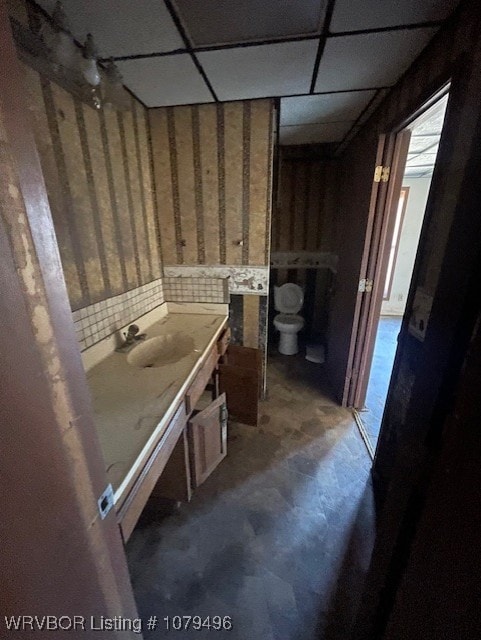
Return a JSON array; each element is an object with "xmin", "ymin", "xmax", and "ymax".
[
  {"xmin": 345, "ymin": 85, "xmax": 451, "ymax": 410},
  {"xmin": 0, "ymin": 4, "xmax": 138, "ymax": 624},
  {"xmin": 383, "ymin": 185, "xmax": 410, "ymax": 303},
  {"xmin": 348, "ymin": 130, "xmax": 411, "ymax": 409}
]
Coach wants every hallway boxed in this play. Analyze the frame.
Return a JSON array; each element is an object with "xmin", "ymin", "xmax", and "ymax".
[{"xmin": 127, "ymin": 353, "xmax": 375, "ymax": 640}]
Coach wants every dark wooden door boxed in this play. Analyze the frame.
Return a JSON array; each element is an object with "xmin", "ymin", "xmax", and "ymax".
[
  {"xmin": 327, "ymin": 134, "xmax": 390, "ymax": 405},
  {"xmin": 219, "ymin": 345, "xmax": 261, "ymax": 425},
  {"xmin": 188, "ymin": 393, "xmax": 228, "ymax": 488}
]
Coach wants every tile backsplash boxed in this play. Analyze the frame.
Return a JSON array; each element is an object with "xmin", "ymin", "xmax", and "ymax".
[
  {"xmin": 163, "ymin": 277, "xmax": 229, "ymax": 304},
  {"xmin": 72, "ymin": 276, "xmax": 229, "ymax": 352},
  {"xmin": 72, "ymin": 279, "xmax": 165, "ymax": 351}
]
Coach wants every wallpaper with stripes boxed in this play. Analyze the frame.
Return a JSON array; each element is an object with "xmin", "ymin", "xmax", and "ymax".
[
  {"xmin": 150, "ymin": 99, "xmax": 274, "ymax": 268},
  {"xmin": 270, "ymin": 154, "xmax": 339, "ymax": 343},
  {"xmin": 150, "ymin": 99, "xmax": 274, "ymax": 357},
  {"xmin": 272, "ymin": 157, "xmax": 338, "ymax": 254},
  {"xmin": 23, "ymin": 64, "xmax": 162, "ymax": 311}
]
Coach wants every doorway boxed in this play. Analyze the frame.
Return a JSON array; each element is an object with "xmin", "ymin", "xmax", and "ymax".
[{"xmin": 352, "ymin": 90, "xmax": 450, "ymax": 455}]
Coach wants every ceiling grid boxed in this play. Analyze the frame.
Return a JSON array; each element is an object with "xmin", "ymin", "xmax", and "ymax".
[{"xmin": 34, "ymin": 0, "xmax": 460, "ymax": 146}]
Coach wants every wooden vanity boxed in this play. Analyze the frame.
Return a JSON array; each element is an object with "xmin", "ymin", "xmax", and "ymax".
[{"xmin": 87, "ymin": 312, "xmax": 260, "ymax": 541}]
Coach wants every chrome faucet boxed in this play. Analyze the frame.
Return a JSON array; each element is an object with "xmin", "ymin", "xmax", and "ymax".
[{"xmin": 116, "ymin": 324, "xmax": 147, "ymax": 352}]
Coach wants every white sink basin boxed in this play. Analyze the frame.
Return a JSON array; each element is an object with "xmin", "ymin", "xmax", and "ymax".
[{"xmin": 127, "ymin": 333, "xmax": 194, "ymax": 368}]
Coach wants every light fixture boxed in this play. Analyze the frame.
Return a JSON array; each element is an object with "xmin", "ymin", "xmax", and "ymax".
[
  {"xmin": 49, "ymin": 1, "xmax": 79, "ymax": 76},
  {"xmin": 81, "ymin": 34, "xmax": 101, "ymax": 87},
  {"xmin": 11, "ymin": 1, "xmax": 133, "ymax": 113},
  {"xmin": 81, "ymin": 33, "xmax": 102, "ymax": 109},
  {"xmin": 103, "ymin": 59, "xmax": 132, "ymax": 111}
]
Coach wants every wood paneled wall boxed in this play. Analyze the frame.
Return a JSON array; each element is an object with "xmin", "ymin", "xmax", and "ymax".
[
  {"xmin": 333, "ymin": 2, "xmax": 481, "ymax": 637},
  {"xmin": 150, "ymin": 99, "xmax": 274, "ymax": 267},
  {"xmin": 23, "ymin": 66, "xmax": 162, "ymax": 311},
  {"xmin": 330, "ymin": 0, "xmax": 481, "ymax": 461},
  {"xmin": 272, "ymin": 155, "xmax": 339, "ymax": 252}
]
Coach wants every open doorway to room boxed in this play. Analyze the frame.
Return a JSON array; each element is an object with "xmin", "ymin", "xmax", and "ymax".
[
  {"xmin": 353, "ymin": 90, "xmax": 450, "ymax": 455},
  {"xmin": 267, "ymin": 143, "xmax": 339, "ymax": 401}
]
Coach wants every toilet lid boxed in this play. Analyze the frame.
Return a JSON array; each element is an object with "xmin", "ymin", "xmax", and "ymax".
[{"xmin": 275, "ymin": 283, "xmax": 303, "ymax": 313}]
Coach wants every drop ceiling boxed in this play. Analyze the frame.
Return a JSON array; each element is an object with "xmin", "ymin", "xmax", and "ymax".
[
  {"xmin": 35, "ymin": 0, "xmax": 460, "ymax": 147},
  {"xmin": 404, "ymin": 93, "xmax": 449, "ymax": 178}
]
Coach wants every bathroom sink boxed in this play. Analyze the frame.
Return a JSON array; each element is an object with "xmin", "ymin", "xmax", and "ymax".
[{"xmin": 127, "ymin": 333, "xmax": 195, "ymax": 368}]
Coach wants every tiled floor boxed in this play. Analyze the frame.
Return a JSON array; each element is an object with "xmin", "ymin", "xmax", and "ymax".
[
  {"xmin": 360, "ymin": 316, "xmax": 402, "ymax": 452},
  {"xmin": 127, "ymin": 351, "xmax": 375, "ymax": 640}
]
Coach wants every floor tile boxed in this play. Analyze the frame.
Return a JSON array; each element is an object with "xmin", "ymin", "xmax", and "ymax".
[
  {"xmin": 360, "ymin": 316, "xmax": 402, "ymax": 451},
  {"xmin": 127, "ymin": 351, "xmax": 375, "ymax": 639}
]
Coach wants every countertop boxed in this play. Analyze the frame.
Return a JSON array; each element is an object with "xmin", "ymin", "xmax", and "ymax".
[{"xmin": 87, "ymin": 313, "xmax": 227, "ymax": 503}]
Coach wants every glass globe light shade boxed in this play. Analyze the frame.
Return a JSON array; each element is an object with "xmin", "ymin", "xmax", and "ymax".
[{"xmin": 103, "ymin": 59, "xmax": 131, "ymax": 111}]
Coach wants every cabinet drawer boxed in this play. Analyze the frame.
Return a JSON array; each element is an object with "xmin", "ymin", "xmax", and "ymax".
[
  {"xmin": 185, "ymin": 345, "xmax": 218, "ymax": 414},
  {"xmin": 217, "ymin": 326, "xmax": 231, "ymax": 356}
]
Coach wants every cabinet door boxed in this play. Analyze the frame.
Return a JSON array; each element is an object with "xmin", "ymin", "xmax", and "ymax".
[
  {"xmin": 188, "ymin": 393, "xmax": 227, "ymax": 488},
  {"xmin": 219, "ymin": 345, "xmax": 261, "ymax": 426}
]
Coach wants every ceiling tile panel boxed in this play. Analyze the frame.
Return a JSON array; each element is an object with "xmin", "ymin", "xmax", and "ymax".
[
  {"xmin": 116, "ymin": 55, "xmax": 214, "ymax": 107},
  {"xmin": 408, "ymin": 135, "xmax": 440, "ymax": 152},
  {"xmin": 330, "ymin": 0, "xmax": 459, "ymax": 32},
  {"xmin": 198, "ymin": 41, "xmax": 318, "ymax": 101},
  {"xmin": 406, "ymin": 152, "xmax": 439, "ymax": 166},
  {"xmin": 280, "ymin": 90, "xmax": 376, "ymax": 126},
  {"xmin": 36, "ymin": 0, "xmax": 184, "ymax": 56},
  {"xmin": 174, "ymin": 0, "xmax": 325, "ymax": 46},
  {"xmin": 315, "ymin": 29, "xmax": 437, "ymax": 92},
  {"xmin": 279, "ymin": 121, "xmax": 353, "ymax": 145},
  {"xmin": 403, "ymin": 94, "xmax": 447, "ymax": 176},
  {"xmin": 404, "ymin": 167, "xmax": 432, "ymax": 178},
  {"xmin": 357, "ymin": 88, "xmax": 389, "ymax": 124},
  {"xmin": 409, "ymin": 96, "xmax": 449, "ymax": 135}
]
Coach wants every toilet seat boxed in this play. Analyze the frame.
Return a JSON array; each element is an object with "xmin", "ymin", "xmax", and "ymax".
[{"xmin": 274, "ymin": 313, "xmax": 303, "ymax": 325}]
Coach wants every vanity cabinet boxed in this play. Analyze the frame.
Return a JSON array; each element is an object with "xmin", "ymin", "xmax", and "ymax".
[
  {"xmin": 217, "ymin": 326, "xmax": 231, "ymax": 356},
  {"xmin": 188, "ymin": 393, "xmax": 228, "ymax": 488},
  {"xmin": 185, "ymin": 344, "xmax": 219, "ymax": 414},
  {"xmin": 117, "ymin": 400, "xmax": 187, "ymax": 541},
  {"xmin": 115, "ymin": 322, "xmax": 263, "ymax": 541}
]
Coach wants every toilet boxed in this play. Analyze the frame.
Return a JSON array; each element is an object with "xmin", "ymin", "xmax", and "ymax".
[{"xmin": 273, "ymin": 283, "xmax": 304, "ymax": 355}]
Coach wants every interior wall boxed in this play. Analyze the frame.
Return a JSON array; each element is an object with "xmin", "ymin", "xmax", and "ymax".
[
  {"xmin": 382, "ymin": 306, "xmax": 481, "ymax": 640},
  {"xmin": 20, "ymin": 25, "xmax": 162, "ymax": 311},
  {"xmin": 329, "ymin": 1, "xmax": 481, "ymax": 637},
  {"xmin": 270, "ymin": 150, "xmax": 338, "ymax": 341},
  {"xmin": 150, "ymin": 99, "xmax": 273, "ymax": 267},
  {"xmin": 0, "ymin": 3, "xmax": 138, "ymax": 623},
  {"xmin": 329, "ymin": 0, "xmax": 481, "ymax": 420},
  {"xmin": 150, "ymin": 99, "xmax": 274, "ymax": 353},
  {"xmin": 271, "ymin": 153, "xmax": 338, "ymax": 254},
  {"xmin": 381, "ymin": 177, "xmax": 431, "ymax": 316}
]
